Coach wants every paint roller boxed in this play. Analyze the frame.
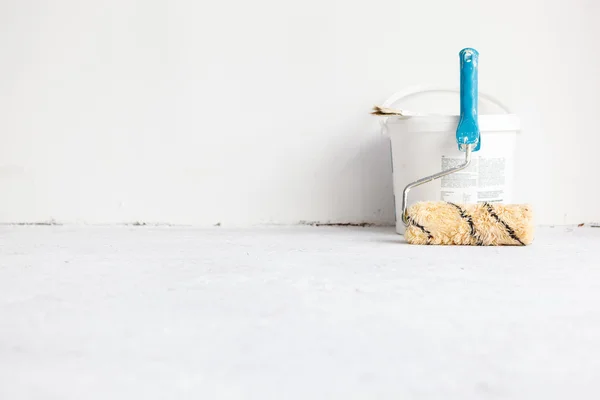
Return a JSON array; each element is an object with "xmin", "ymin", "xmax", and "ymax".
[{"xmin": 374, "ymin": 48, "xmax": 534, "ymax": 245}]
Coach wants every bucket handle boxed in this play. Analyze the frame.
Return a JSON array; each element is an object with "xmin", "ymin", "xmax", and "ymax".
[
  {"xmin": 381, "ymin": 84, "xmax": 512, "ymax": 113},
  {"xmin": 378, "ymin": 85, "xmax": 512, "ymax": 134}
]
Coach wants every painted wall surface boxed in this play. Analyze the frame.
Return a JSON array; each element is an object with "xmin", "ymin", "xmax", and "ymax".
[{"xmin": 1, "ymin": 0, "xmax": 599, "ymax": 225}]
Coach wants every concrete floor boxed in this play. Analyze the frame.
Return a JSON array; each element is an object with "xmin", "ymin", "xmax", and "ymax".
[{"xmin": 1, "ymin": 225, "xmax": 600, "ymax": 399}]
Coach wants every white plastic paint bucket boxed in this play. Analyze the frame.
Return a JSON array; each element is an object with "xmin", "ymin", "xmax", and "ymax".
[{"xmin": 380, "ymin": 86, "xmax": 521, "ymax": 234}]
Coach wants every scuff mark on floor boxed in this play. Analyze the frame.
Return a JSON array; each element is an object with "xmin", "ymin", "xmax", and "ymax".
[
  {"xmin": 299, "ymin": 221, "xmax": 375, "ymax": 227},
  {"xmin": 3, "ymin": 219, "xmax": 60, "ymax": 226}
]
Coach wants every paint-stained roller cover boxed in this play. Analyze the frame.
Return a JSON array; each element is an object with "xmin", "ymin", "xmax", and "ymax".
[{"xmin": 405, "ymin": 201, "xmax": 534, "ymax": 245}]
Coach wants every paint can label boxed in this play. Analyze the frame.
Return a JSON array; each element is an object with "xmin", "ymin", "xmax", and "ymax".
[{"xmin": 440, "ymin": 155, "xmax": 509, "ymax": 203}]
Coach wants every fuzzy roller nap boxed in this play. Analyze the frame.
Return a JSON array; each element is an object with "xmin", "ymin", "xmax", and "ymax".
[{"xmin": 405, "ymin": 201, "xmax": 534, "ymax": 246}]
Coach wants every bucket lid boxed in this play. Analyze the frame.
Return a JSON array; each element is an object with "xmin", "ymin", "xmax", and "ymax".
[{"xmin": 385, "ymin": 114, "xmax": 520, "ymax": 133}]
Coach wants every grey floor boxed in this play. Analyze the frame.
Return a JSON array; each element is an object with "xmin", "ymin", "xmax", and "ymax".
[{"xmin": 1, "ymin": 225, "xmax": 599, "ymax": 399}]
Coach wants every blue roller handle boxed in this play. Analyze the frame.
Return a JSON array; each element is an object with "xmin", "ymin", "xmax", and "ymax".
[{"xmin": 456, "ymin": 48, "xmax": 481, "ymax": 152}]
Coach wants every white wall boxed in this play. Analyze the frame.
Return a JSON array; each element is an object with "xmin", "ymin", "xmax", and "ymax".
[{"xmin": 1, "ymin": 0, "xmax": 599, "ymax": 226}]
